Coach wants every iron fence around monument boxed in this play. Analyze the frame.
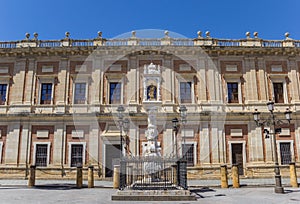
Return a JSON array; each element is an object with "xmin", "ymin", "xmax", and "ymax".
[{"xmin": 119, "ymin": 156, "xmax": 187, "ymax": 190}]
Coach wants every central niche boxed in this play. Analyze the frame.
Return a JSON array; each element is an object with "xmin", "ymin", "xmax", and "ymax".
[
  {"xmin": 147, "ymin": 84, "xmax": 157, "ymax": 100},
  {"xmin": 143, "ymin": 63, "xmax": 161, "ymax": 102}
]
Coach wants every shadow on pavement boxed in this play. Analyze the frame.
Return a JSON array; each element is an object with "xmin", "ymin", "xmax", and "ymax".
[
  {"xmin": 0, "ymin": 187, "xmax": 21, "ymax": 190},
  {"xmin": 34, "ymin": 184, "xmax": 87, "ymax": 190},
  {"xmin": 284, "ymin": 189, "xmax": 300, "ymax": 194},
  {"xmin": 190, "ymin": 187, "xmax": 219, "ymax": 199}
]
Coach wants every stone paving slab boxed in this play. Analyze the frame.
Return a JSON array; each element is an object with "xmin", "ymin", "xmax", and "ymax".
[
  {"xmin": 188, "ymin": 177, "xmax": 299, "ymax": 187},
  {"xmin": 0, "ymin": 179, "xmax": 114, "ymax": 188},
  {"xmin": 0, "ymin": 186, "xmax": 299, "ymax": 204}
]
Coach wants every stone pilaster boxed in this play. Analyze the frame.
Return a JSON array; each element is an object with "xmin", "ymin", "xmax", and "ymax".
[
  {"xmin": 4, "ymin": 122, "xmax": 21, "ymax": 164},
  {"xmin": 56, "ymin": 58, "xmax": 68, "ymax": 105},
  {"xmin": 197, "ymin": 58, "xmax": 207, "ymax": 102},
  {"xmin": 53, "ymin": 123, "xmax": 64, "ymax": 166},
  {"xmin": 88, "ymin": 124, "xmax": 99, "ymax": 164},
  {"xmin": 91, "ymin": 58, "xmax": 101, "ymax": 105},
  {"xmin": 23, "ymin": 58, "xmax": 35, "ymax": 105},
  {"xmin": 19, "ymin": 123, "xmax": 30, "ymax": 166},
  {"xmin": 199, "ymin": 122, "xmax": 210, "ymax": 164},
  {"xmin": 206, "ymin": 58, "xmax": 221, "ymax": 101},
  {"xmin": 288, "ymin": 57, "xmax": 300, "ymax": 103},
  {"xmin": 127, "ymin": 56, "xmax": 138, "ymax": 104},
  {"xmin": 257, "ymin": 58, "xmax": 268, "ymax": 101},
  {"xmin": 210, "ymin": 125, "xmax": 220, "ymax": 164},
  {"xmin": 163, "ymin": 128, "xmax": 173, "ymax": 157},
  {"xmin": 10, "ymin": 59, "xmax": 26, "ymax": 105},
  {"xmin": 129, "ymin": 127, "xmax": 138, "ymax": 156},
  {"xmin": 295, "ymin": 124, "xmax": 300, "ymax": 162},
  {"xmin": 162, "ymin": 56, "xmax": 172, "ymax": 103},
  {"xmin": 244, "ymin": 57, "xmax": 258, "ymax": 102},
  {"xmin": 248, "ymin": 126, "xmax": 264, "ymax": 163}
]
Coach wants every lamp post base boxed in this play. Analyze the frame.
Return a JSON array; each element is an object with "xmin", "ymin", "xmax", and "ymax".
[
  {"xmin": 274, "ymin": 186, "xmax": 284, "ymax": 194},
  {"xmin": 274, "ymin": 174, "xmax": 284, "ymax": 194}
]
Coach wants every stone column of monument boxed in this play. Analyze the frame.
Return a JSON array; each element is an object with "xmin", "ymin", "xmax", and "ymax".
[{"xmin": 142, "ymin": 63, "xmax": 162, "ymax": 158}]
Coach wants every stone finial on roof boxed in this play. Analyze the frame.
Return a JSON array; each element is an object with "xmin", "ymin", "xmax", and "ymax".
[
  {"xmin": 285, "ymin": 32, "xmax": 291, "ymax": 40},
  {"xmin": 164, "ymin": 30, "xmax": 169, "ymax": 38},
  {"xmin": 245, "ymin": 32, "xmax": 250, "ymax": 39},
  {"xmin": 25, "ymin": 33, "xmax": 30, "ymax": 40},
  {"xmin": 131, "ymin": 30, "xmax": 136, "ymax": 38},
  {"xmin": 65, "ymin": 31, "xmax": 70, "ymax": 39},
  {"xmin": 97, "ymin": 31, "xmax": 102, "ymax": 38},
  {"xmin": 253, "ymin": 32, "xmax": 258, "ymax": 39},
  {"xmin": 197, "ymin": 31, "xmax": 202, "ymax": 38},
  {"xmin": 33, "ymin": 32, "xmax": 38, "ymax": 40},
  {"xmin": 205, "ymin": 31, "xmax": 210, "ymax": 38}
]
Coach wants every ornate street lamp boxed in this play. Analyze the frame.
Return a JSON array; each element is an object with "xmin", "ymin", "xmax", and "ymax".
[
  {"xmin": 284, "ymin": 108, "xmax": 292, "ymax": 122},
  {"xmin": 172, "ymin": 117, "xmax": 179, "ymax": 158},
  {"xmin": 117, "ymin": 105, "xmax": 125, "ymax": 158},
  {"xmin": 267, "ymin": 101, "xmax": 274, "ymax": 112},
  {"xmin": 179, "ymin": 105, "xmax": 187, "ymax": 159},
  {"xmin": 253, "ymin": 102, "xmax": 292, "ymax": 194}
]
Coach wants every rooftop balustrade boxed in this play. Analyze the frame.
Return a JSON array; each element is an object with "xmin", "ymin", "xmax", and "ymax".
[{"xmin": 0, "ymin": 31, "xmax": 300, "ymax": 49}]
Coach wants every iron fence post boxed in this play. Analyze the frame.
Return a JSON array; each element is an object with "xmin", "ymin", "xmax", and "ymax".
[{"xmin": 119, "ymin": 159, "xmax": 126, "ymax": 190}]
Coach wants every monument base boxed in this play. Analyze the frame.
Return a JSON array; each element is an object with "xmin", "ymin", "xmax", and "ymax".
[{"xmin": 111, "ymin": 189, "xmax": 196, "ymax": 201}]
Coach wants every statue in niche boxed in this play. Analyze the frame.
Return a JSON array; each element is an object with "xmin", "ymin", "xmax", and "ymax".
[
  {"xmin": 147, "ymin": 84, "xmax": 157, "ymax": 100},
  {"xmin": 124, "ymin": 134, "xmax": 132, "ymax": 156}
]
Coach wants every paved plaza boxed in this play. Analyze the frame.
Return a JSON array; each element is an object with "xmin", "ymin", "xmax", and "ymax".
[
  {"xmin": 0, "ymin": 178, "xmax": 299, "ymax": 203},
  {"xmin": 0, "ymin": 185, "xmax": 299, "ymax": 204}
]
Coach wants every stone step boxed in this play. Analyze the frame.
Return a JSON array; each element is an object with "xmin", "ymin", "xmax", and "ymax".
[{"xmin": 112, "ymin": 190, "xmax": 196, "ymax": 201}]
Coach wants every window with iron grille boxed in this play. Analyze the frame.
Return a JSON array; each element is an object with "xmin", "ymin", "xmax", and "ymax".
[
  {"xmin": 0, "ymin": 84, "xmax": 7, "ymax": 105},
  {"xmin": 273, "ymin": 83, "xmax": 284, "ymax": 103},
  {"xmin": 180, "ymin": 82, "xmax": 192, "ymax": 103},
  {"xmin": 40, "ymin": 83, "xmax": 52, "ymax": 104},
  {"xmin": 227, "ymin": 82, "xmax": 239, "ymax": 103},
  {"xmin": 109, "ymin": 82, "xmax": 121, "ymax": 104},
  {"xmin": 35, "ymin": 144, "xmax": 48, "ymax": 167},
  {"xmin": 74, "ymin": 83, "xmax": 86, "ymax": 104},
  {"xmin": 71, "ymin": 144, "xmax": 83, "ymax": 167},
  {"xmin": 280, "ymin": 142, "xmax": 291, "ymax": 165},
  {"xmin": 182, "ymin": 144, "xmax": 194, "ymax": 166}
]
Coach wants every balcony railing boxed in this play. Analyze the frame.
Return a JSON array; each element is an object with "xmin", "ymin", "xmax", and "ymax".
[{"xmin": 1, "ymin": 35, "xmax": 300, "ymax": 49}]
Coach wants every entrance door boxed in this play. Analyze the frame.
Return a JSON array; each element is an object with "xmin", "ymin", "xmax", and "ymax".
[
  {"xmin": 231, "ymin": 143, "xmax": 244, "ymax": 175},
  {"xmin": 105, "ymin": 144, "xmax": 121, "ymax": 177}
]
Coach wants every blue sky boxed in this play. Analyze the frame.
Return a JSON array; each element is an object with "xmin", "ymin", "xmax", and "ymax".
[{"xmin": 0, "ymin": 0, "xmax": 299, "ymax": 41}]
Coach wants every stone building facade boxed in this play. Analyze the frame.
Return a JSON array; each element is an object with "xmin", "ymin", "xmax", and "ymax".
[{"xmin": 0, "ymin": 31, "xmax": 300, "ymax": 179}]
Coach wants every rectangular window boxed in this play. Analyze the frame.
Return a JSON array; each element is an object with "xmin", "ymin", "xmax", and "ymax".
[
  {"xmin": 182, "ymin": 144, "xmax": 194, "ymax": 166},
  {"xmin": 71, "ymin": 144, "xmax": 83, "ymax": 167},
  {"xmin": 40, "ymin": 83, "xmax": 52, "ymax": 104},
  {"xmin": 109, "ymin": 82, "xmax": 121, "ymax": 104},
  {"xmin": 0, "ymin": 84, "xmax": 7, "ymax": 105},
  {"xmin": 280, "ymin": 142, "xmax": 291, "ymax": 165},
  {"xmin": 227, "ymin": 82, "xmax": 239, "ymax": 103},
  {"xmin": 180, "ymin": 82, "xmax": 192, "ymax": 103},
  {"xmin": 35, "ymin": 144, "xmax": 48, "ymax": 167},
  {"xmin": 273, "ymin": 83, "xmax": 284, "ymax": 103},
  {"xmin": 74, "ymin": 83, "xmax": 86, "ymax": 104}
]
